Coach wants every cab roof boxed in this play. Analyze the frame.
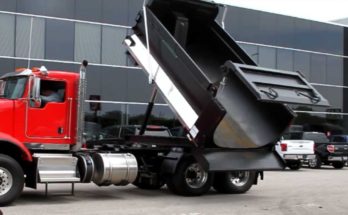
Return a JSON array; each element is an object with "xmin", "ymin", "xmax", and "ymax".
[{"xmin": 1, "ymin": 69, "xmax": 79, "ymax": 81}]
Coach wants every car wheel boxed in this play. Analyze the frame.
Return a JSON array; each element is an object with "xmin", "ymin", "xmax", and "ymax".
[
  {"xmin": 309, "ymin": 156, "xmax": 321, "ymax": 169},
  {"xmin": 288, "ymin": 162, "xmax": 301, "ymax": 170},
  {"xmin": 332, "ymin": 162, "xmax": 345, "ymax": 169},
  {"xmin": 213, "ymin": 171, "xmax": 256, "ymax": 194},
  {"xmin": 166, "ymin": 158, "xmax": 212, "ymax": 196}
]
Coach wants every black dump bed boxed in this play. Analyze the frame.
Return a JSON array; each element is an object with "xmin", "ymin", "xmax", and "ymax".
[
  {"xmin": 124, "ymin": 0, "xmax": 329, "ymax": 171},
  {"xmin": 127, "ymin": 0, "xmax": 328, "ymax": 149}
]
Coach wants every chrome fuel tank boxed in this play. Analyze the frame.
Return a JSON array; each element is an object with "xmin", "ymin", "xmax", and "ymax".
[{"xmin": 92, "ymin": 153, "xmax": 138, "ymax": 186}]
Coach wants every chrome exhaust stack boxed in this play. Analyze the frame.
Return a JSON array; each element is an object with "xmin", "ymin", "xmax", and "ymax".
[{"xmin": 72, "ymin": 60, "xmax": 88, "ymax": 151}]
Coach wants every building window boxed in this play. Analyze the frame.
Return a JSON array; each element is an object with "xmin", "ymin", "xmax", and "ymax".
[
  {"xmin": 276, "ymin": 49, "xmax": 293, "ymax": 71},
  {"xmin": 258, "ymin": 46, "xmax": 276, "ymax": 69},
  {"xmin": 101, "ymin": 26, "xmax": 127, "ymax": 66},
  {"xmin": 0, "ymin": 14, "xmax": 15, "ymax": 56},
  {"xmin": 293, "ymin": 51, "xmax": 310, "ymax": 79},
  {"xmin": 75, "ymin": 23, "xmax": 101, "ymax": 64},
  {"xmin": 310, "ymin": 54, "xmax": 326, "ymax": 84},
  {"xmin": 239, "ymin": 44, "xmax": 258, "ymax": 64},
  {"xmin": 45, "ymin": 19, "xmax": 74, "ymax": 61},
  {"xmin": 16, "ymin": 16, "xmax": 45, "ymax": 59}
]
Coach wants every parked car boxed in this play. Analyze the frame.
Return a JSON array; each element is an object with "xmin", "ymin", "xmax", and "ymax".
[
  {"xmin": 84, "ymin": 122, "xmax": 102, "ymax": 141},
  {"xmin": 275, "ymin": 138, "xmax": 316, "ymax": 170},
  {"xmin": 284, "ymin": 132, "xmax": 348, "ymax": 169}
]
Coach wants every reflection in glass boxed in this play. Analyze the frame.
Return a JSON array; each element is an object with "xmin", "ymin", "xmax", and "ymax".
[
  {"xmin": 128, "ymin": 104, "xmax": 179, "ymax": 128},
  {"xmin": 84, "ymin": 102, "xmax": 179, "ymax": 139},
  {"xmin": 291, "ymin": 111, "xmax": 344, "ymax": 136}
]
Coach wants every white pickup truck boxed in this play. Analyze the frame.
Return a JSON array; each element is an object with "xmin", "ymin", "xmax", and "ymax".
[{"xmin": 275, "ymin": 138, "xmax": 316, "ymax": 170}]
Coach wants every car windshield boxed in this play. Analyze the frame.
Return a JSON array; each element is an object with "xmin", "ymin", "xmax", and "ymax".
[
  {"xmin": 282, "ymin": 132, "xmax": 303, "ymax": 140},
  {"xmin": 302, "ymin": 132, "xmax": 329, "ymax": 142},
  {"xmin": 0, "ymin": 76, "xmax": 28, "ymax": 99}
]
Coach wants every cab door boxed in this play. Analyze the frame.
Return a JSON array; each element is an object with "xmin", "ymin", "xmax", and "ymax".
[{"xmin": 25, "ymin": 79, "xmax": 70, "ymax": 140}]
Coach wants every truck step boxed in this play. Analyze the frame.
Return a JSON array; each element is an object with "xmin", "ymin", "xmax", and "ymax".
[{"xmin": 33, "ymin": 153, "xmax": 80, "ymax": 183}]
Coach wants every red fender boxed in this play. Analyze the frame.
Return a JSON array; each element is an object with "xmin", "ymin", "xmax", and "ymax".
[{"xmin": 0, "ymin": 132, "xmax": 32, "ymax": 162}]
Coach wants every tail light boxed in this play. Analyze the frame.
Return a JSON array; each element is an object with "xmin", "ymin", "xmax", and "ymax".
[
  {"xmin": 280, "ymin": 143, "xmax": 287, "ymax": 152},
  {"xmin": 327, "ymin": 145, "xmax": 335, "ymax": 153}
]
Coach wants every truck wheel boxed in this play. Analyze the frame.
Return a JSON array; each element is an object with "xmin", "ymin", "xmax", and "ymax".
[
  {"xmin": 309, "ymin": 156, "xmax": 322, "ymax": 169},
  {"xmin": 332, "ymin": 162, "xmax": 345, "ymax": 169},
  {"xmin": 213, "ymin": 171, "xmax": 256, "ymax": 194},
  {"xmin": 0, "ymin": 154, "xmax": 24, "ymax": 206},
  {"xmin": 166, "ymin": 158, "xmax": 212, "ymax": 196},
  {"xmin": 288, "ymin": 162, "xmax": 301, "ymax": 170},
  {"xmin": 133, "ymin": 177, "xmax": 165, "ymax": 190}
]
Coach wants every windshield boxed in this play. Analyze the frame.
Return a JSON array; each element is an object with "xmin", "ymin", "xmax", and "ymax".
[{"xmin": 0, "ymin": 76, "xmax": 28, "ymax": 99}]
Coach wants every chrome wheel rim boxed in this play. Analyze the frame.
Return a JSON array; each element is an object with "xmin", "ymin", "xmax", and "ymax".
[
  {"xmin": 0, "ymin": 167, "xmax": 13, "ymax": 196},
  {"xmin": 228, "ymin": 171, "xmax": 250, "ymax": 187},
  {"xmin": 184, "ymin": 163, "xmax": 208, "ymax": 189}
]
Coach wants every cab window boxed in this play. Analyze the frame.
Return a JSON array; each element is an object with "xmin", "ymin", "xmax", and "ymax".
[{"xmin": 39, "ymin": 80, "xmax": 66, "ymax": 107}]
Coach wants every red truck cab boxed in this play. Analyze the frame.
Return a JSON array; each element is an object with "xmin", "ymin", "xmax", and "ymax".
[{"xmin": 0, "ymin": 67, "xmax": 79, "ymax": 161}]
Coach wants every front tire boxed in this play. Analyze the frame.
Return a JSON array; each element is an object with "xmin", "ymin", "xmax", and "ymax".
[
  {"xmin": 166, "ymin": 158, "xmax": 213, "ymax": 196},
  {"xmin": 213, "ymin": 171, "xmax": 256, "ymax": 194},
  {"xmin": 0, "ymin": 154, "xmax": 24, "ymax": 206}
]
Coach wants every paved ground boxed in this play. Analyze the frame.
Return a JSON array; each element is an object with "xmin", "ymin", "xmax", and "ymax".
[{"xmin": 2, "ymin": 166, "xmax": 348, "ymax": 215}]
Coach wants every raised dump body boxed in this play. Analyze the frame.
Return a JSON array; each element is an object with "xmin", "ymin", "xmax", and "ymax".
[{"xmin": 125, "ymin": 0, "xmax": 329, "ymax": 150}]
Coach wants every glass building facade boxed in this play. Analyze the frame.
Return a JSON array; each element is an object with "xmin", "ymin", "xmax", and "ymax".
[{"xmin": 0, "ymin": 0, "xmax": 347, "ymax": 135}]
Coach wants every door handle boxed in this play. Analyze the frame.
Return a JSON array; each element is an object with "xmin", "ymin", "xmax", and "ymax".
[{"xmin": 58, "ymin": 127, "xmax": 64, "ymax": 134}]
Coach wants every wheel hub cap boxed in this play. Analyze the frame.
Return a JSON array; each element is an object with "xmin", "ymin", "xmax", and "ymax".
[
  {"xmin": 0, "ymin": 167, "xmax": 13, "ymax": 196},
  {"xmin": 229, "ymin": 171, "xmax": 250, "ymax": 187},
  {"xmin": 185, "ymin": 163, "xmax": 208, "ymax": 189}
]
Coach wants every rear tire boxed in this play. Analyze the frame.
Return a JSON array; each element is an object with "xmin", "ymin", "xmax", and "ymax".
[
  {"xmin": 332, "ymin": 162, "xmax": 345, "ymax": 169},
  {"xmin": 288, "ymin": 162, "xmax": 301, "ymax": 170},
  {"xmin": 309, "ymin": 156, "xmax": 322, "ymax": 169},
  {"xmin": 213, "ymin": 171, "xmax": 256, "ymax": 194},
  {"xmin": 0, "ymin": 154, "xmax": 24, "ymax": 206},
  {"xmin": 166, "ymin": 158, "xmax": 212, "ymax": 196}
]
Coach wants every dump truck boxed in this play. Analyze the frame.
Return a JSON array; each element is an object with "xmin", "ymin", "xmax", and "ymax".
[{"xmin": 0, "ymin": 0, "xmax": 329, "ymax": 206}]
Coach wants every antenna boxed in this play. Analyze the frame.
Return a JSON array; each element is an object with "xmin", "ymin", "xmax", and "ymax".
[{"xmin": 27, "ymin": 17, "xmax": 34, "ymax": 69}]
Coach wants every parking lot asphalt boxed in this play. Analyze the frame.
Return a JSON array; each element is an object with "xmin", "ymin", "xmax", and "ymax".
[{"xmin": 2, "ymin": 166, "xmax": 348, "ymax": 215}]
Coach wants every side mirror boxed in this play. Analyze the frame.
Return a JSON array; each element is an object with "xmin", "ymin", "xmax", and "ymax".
[{"xmin": 30, "ymin": 77, "xmax": 41, "ymax": 108}]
